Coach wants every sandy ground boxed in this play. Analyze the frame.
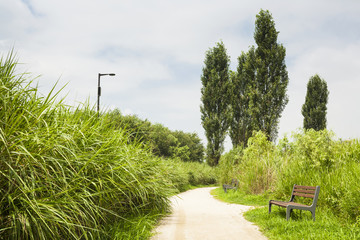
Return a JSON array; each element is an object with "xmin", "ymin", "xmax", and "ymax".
[{"xmin": 151, "ymin": 187, "xmax": 267, "ymax": 240}]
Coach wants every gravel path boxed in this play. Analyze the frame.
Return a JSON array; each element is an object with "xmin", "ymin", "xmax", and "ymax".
[{"xmin": 151, "ymin": 187, "xmax": 267, "ymax": 240}]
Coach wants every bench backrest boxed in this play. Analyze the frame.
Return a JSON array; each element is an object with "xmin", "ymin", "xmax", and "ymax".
[
  {"xmin": 231, "ymin": 179, "xmax": 239, "ymax": 187},
  {"xmin": 290, "ymin": 184, "xmax": 320, "ymax": 207}
]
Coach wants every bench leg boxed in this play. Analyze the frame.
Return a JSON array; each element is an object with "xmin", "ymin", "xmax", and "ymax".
[
  {"xmin": 311, "ymin": 210, "xmax": 316, "ymax": 221},
  {"xmin": 268, "ymin": 202, "xmax": 272, "ymax": 214},
  {"xmin": 286, "ymin": 207, "xmax": 292, "ymax": 221}
]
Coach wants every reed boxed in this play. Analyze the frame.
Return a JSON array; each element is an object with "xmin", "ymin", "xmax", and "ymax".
[{"xmin": 0, "ymin": 52, "xmax": 173, "ymax": 239}]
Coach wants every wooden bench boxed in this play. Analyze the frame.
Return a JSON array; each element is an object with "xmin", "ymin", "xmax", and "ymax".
[
  {"xmin": 269, "ymin": 184, "xmax": 320, "ymax": 221},
  {"xmin": 222, "ymin": 179, "xmax": 239, "ymax": 193}
]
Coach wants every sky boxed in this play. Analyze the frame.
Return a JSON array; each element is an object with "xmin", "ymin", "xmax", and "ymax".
[{"xmin": 1, "ymin": 0, "xmax": 360, "ymax": 151}]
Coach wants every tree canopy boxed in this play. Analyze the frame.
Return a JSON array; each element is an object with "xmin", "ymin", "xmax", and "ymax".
[
  {"xmin": 230, "ymin": 9, "xmax": 289, "ymax": 146},
  {"xmin": 302, "ymin": 74, "xmax": 329, "ymax": 131},
  {"xmin": 200, "ymin": 41, "xmax": 231, "ymax": 166}
]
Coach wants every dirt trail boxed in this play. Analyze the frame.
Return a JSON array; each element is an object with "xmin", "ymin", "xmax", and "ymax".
[{"xmin": 151, "ymin": 187, "xmax": 267, "ymax": 240}]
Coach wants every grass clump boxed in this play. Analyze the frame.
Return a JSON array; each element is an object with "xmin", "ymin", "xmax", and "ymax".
[
  {"xmin": 105, "ymin": 211, "xmax": 164, "ymax": 240},
  {"xmin": 0, "ymin": 51, "xmax": 174, "ymax": 239}
]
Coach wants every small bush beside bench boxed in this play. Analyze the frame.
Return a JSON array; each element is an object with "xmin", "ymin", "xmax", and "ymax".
[{"xmin": 269, "ymin": 184, "xmax": 320, "ymax": 221}]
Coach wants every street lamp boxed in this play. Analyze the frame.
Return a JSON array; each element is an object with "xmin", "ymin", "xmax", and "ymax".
[{"xmin": 97, "ymin": 73, "xmax": 116, "ymax": 116}]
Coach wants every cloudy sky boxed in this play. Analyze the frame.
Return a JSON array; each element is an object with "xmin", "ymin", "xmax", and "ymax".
[{"xmin": 1, "ymin": 0, "xmax": 360, "ymax": 150}]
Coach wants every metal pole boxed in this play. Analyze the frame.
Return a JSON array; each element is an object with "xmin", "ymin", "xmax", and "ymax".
[
  {"xmin": 97, "ymin": 73, "xmax": 115, "ymax": 117},
  {"xmin": 97, "ymin": 73, "xmax": 101, "ymax": 116}
]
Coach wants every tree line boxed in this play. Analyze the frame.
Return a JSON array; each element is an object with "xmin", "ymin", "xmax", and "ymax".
[
  {"xmin": 107, "ymin": 109, "xmax": 205, "ymax": 162},
  {"xmin": 201, "ymin": 9, "xmax": 329, "ymax": 166}
]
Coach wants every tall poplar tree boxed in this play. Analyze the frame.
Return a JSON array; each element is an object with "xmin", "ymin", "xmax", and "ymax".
[
  {"xmin": 230, "ymin": 9, "xmax": 289, "ymax": 145},
  {"xmin": 230, "ymin": 47, "xmax": 255, "ymax": 147},
  {"xmin": 200, "ymin": 41, "xmax": 231, "ymax": 166},
  {"xmin": 252, "ymin": 9, "xmax": 289, "ymax": 141},
  {"xmin": 302, "ymin": 74, "xmax": 329, "ymax": 131}
]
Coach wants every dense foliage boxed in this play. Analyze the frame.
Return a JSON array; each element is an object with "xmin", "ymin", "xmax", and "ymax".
[
  {"xmin": 218, "ymin": 130, "xmax": 360, "ymax": 222},
  {"xmin": 107, "ymin": 109, "xmax": 205, "ymax": 162},
  {"xmin": 302, "ymin": 74, "xmax": 329, "ymax": 131},
  {"xmin": 229, "ymin": 49, "xmax": 254, "ymax": 148},
  {"xmin": 200, "ymin": 41, "xmax": 231, "ymax": 166},
  {"xmin": 0, "ymin": 52, "xmax": 215, "ymax": 239}
]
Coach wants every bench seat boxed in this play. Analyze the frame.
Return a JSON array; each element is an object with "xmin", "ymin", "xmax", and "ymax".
[{"xmin": 269, "ymin": 200, "xmax": 309, "ymax": 208}]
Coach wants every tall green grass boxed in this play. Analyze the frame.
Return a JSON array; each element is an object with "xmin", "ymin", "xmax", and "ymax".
[
  {"xmin": 161, "ymin": 158, "xmax": 217, "ymax": 192},
  {"xmin": 0, "ymin": 52, "xmax": 175, "ymax": 239},
  {"xmin": 218, "ymin": 130, "xmax": 360, "ymax": 222}
]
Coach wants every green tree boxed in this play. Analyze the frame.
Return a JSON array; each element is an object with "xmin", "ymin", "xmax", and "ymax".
[
  {"xmin": 107, "ymin": 109, "xmax": 205, "ymax": 162},
  {"xmin": 107, "ymin": 109, "xmax": 152, "ymax": 143},
  {"xmin": 148, "ymin": 123, "xmax": 178, "ymax": 157},
  {"xmin": 302, "ymin": 74, "xmax": 329, "ymax": 131},
  {"xmin": 200, "ymin": 41, "xmax": 231, "ymax": 166},
  {"xmin": 230, "ymin": 48, "xmax": 255, "ymax": 147},
  {"xmin": 172, "ymin": 131, "xmax": 205, "ymax": 162},
  {"xmin": 231, "ymin": 9, "xmax": 289, "ymax": 144}
]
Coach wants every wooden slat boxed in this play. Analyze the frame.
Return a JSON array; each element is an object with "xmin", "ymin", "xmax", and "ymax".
[
  {"xmin": 293, "ymin": 192, "xmax": 315, "ymax": 198},
  {"xmin": 294, "ymin": 185, "xmax": 316, "ymax": 190},
  {"xmin": 294, "ymin": 189, "xmax": 315, "ymax": 194},
  {"xmin": 287, "ymin": 202, "xmax": 308, "ymax": 207},
  {"xmin": 269, "ymin": 200, "xmax": 288, "ymax": 207},
  {"xmin": 270, "ymin": 200, "xmax": 309, "ymax": 208}
]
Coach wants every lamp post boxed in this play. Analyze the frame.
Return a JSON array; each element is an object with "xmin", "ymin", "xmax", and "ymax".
[{"xmin": 97, "ymin": 73, "xmax": 115, "ymax": 116}]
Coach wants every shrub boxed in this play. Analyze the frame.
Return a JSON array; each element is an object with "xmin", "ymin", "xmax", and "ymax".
[
  {"xmin": 218, "ymin": 146, "xmax": 243, "ymax": 185},
  {"xmin": 219, "ymin": 131, "xmax": 277, "ymax": 194}
]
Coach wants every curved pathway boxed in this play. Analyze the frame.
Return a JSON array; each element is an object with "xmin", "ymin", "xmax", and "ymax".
[{"xmin": 151, "ymin": 187, "xmax": 267, "ymax": 240}]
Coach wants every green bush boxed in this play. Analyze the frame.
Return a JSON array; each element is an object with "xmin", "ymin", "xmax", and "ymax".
[
  {"xmin": 217, "ymin": 146, "xmax": 243, "ymax": 184},
  {"xmin": 219, "ymin": 131, "xmax": 277, "ymax": 194}
]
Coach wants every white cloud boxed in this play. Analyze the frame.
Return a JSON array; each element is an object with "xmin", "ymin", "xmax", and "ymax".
[
  {"xmin": 1, "ymin": 0, "xmax": 360, "ymax": 152},
  {"xmin": 280, "ymin": 43, "xmax": 360, "ymax": 140}
]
